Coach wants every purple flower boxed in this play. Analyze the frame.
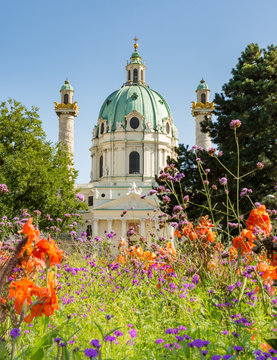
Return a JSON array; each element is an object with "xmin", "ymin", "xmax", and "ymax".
[
  {"xmin": 223, "ymin": 356, "xmax": 232, "ymax": 360},
  {"xmin": 114, "ymin": 330, "xmax": 123, "ymax": 337},
  {"xmin": 211, "ymin": 356, "xmax": 221, "ymax": 360},
  {"xmin": 0, "ymin": 184, "xmax": 9, "ymax": 194},
  {"xmin": 183, "ymin": 195, "xmax": 189, "ymax": 202},
  {"xmin": 105, "ymin": 335, "xmax": 116, "ymax": 343},
  {"xmin": 64, "ymin": 213, "xmax": 71, "ymax": 218},
  {"xmin": 90, "ymin": 339, "xmax": 101, "ymax": 348},
  {"xmin": 149, "ymin": 190, "xmax": 157, "ymax": 195},
  {"xmin": 229, "ymin": 119, "xmax": 241, "ymax": 129},
  {"xmin": 234, "ymin": 346, "xmax": 244, "ymax": 353},
  {"xmin": 162, "ymin": 195, "xmax": 171, "ymax": 204},
  {"xmin": 129, "ymin": 329, "xmax": 137, "ymax": 338},
  {"xmin": 173, "ymin": 205, "xmax": 183, "ymax": 213},
  {"xmin": 219, "ymin": 177, "xmax": 227, "ymax": 185},
  {"xmin": 156, "ymin": 338, "xmax": 164, "ymax": 344},
  {"xmin": 10, "ymin": 328, "xmax": 21, "ymax": 338},
  {"xmin": 207, "ymin": 147, "xmax": 216, "ymax": 156},
  {"xmin": 76, "ymin": 193, "xmax": 85, "ymax": 202},
  {"xmin": 192, "ymin": 274, "xmax": 200, "ymax": 285},
  {"xmin": 84, "ymin": 348, "xmax": 98, "ymax": 358},
  {"xmin": 256, "ymin": 162, "xmax": 264, "ymax": 170}
]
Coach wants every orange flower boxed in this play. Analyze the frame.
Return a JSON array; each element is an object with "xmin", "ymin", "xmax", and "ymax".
[
  {"xmin": 118, "ymin": 238, "xmax": 127, "ymax": 249},
  {"xmin": 260, "ymin": 342, "xmax": 272, "ymax": 351},
  {"xmin": 21, "ymin": 257, "xmax": 42, "ymax": 275},
  {"xmin": 32, "ymin": 238, "xmax": 63, "ymax": 266},
  {"xmin": 229, "ymin": 246, "xmax": 238, "ymax": 259},
  {"xmin": 142, "ymin": 251, "xmax": 156, "ymax": 262},
  {"xmin": 258, "ymin": 262, "xmax": 277, "ymax": 281},
  {"xmin": 19, "ymin": 218, "xmax": 40, "ymax": 255},
  {"xmin": 183, "ymin": 222, "xmax": 198, "ymax": 241},
  {"xmin": 9, "ymin": 278, "xmax": 40, "ymax": 315},
  {"xmin": 232, "ymin": 229, "xmax": 255, "ymax": 255},
  {"xmin": 246, "ymin": 205, "xmax": 272, "ymax": 235},
  {"xmin": 271, "ymin": 254, "xmax": 277, "ymax": 266},
  {"xmin": 24, "ymin": 274, "xmax": 59, "ymax": 323},
  {"xmin": 117, "ymin": 254, "xmax": 126, "ymax": 264},
  {"xmin": 196, "ymin": 217, "xmax": 215, "ymax": 242},
  {"xmin": 9, "ymin": 274, "xmax": 59, "ymax": 324},
  {"xmin": 165, "ymin": 242, "xmax": 177, "ymax": 256}
]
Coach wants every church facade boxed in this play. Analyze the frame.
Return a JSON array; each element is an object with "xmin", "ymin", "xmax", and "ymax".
[{"xmin": 55, "ymin": 39, "xmax": 213, "ymax": 240}]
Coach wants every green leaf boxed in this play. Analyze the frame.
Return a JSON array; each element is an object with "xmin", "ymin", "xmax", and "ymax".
[
  {"xmin": 93, "ymin": 321, "xmax": 104, "ymax": 339},
  {"xmin": 29, "ymin": 328, "xmax": 59, "ymax": 360},
  {"xmin": 61, "ymin": 347, "xmax": 70, "ymax": 360}
]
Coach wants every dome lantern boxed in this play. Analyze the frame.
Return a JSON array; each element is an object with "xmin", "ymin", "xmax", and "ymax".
[{"xmin": 125, "ymin": 37, "xmax": 146, "ymax": 85}]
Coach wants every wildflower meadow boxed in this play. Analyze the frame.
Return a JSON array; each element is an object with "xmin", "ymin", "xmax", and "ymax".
[{"xmin": 0, "ymin": 120, "xmax": 277, "ymax": 360}]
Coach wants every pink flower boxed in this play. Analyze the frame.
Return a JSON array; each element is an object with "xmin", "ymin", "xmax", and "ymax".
[{"xmin": 229, "ymin": 119, "xmax": 241, "ymax": 130}]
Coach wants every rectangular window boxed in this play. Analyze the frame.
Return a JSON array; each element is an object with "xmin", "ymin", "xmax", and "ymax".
[
  {"xmin": 88, "ymin": 196, "xmax": 94, "ymax": 206},
  {"xmin": 86, "ymin": 225, "xmax": 92, "ymax": 236}
]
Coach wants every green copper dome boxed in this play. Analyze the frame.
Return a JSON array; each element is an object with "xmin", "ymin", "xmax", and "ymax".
[
  {"xmin": 196, "ymin": 79, "xmax": 209, "ymax": 91},
  {"xmin": 98, "ymin": 85, "xmax": 172, "ymax": 132},
  {"xmin": 131, "ymin": 51, "xmax": 140, "ymax": 58},
  {"xmin": 60, "ymin": 80, "xmax": 74, "ymax": 92}
]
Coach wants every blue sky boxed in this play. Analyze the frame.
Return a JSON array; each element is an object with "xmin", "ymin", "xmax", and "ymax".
[{"xmin": 0, "ymin": 0, "xmax": 276, "ymax": 183}]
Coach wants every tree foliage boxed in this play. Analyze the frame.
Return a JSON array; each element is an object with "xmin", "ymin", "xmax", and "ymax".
[
  {"xmin": 158, "ymin": 44, "xmax": 277, "ymax": 224},
  {"xmin": 0, "ymin": 99, "xmax": 86, "ymax": 226}
]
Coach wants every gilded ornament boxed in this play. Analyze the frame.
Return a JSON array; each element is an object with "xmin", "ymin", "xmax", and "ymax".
[
  {"xmin": 54, "ymin": 101, "xmax": 79, "ymax": 111},
  {"xmin": 191, "ymin": 101, "xmax": 215, "ymax": 110}
]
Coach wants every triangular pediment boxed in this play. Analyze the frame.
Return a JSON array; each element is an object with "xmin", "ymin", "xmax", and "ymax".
[{"xmin": 93, "ymin": 193, "xmax": 156, "ymax": 211}]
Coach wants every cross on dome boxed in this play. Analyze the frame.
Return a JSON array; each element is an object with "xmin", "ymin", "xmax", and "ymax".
[{"xmin": 133, "ymin": 37, "xmax": 138, "ymax": 51}]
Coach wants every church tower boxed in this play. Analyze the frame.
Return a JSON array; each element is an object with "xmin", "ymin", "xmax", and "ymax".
[
  {"xmin": 191, "ymin": 79, "xmax": 214, "ymax": 150},
  {"xmin": 54, "ymin": 80, "xmax": 79, "ymax": 157}
]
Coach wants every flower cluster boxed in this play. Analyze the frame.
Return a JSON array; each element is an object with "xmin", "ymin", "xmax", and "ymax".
[{"xmin": 7, "ymin": 218, "xmax": 62, "ymax": 323}]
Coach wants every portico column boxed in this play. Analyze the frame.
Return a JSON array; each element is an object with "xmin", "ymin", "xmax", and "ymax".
[
  {"xmin": 93, "ymin": 219, "xmax": 98, "ymax": 236},
  {"xmin": 141, "ymin": 219, "xmax": 146, "ymax": 237},
  {"xmin": 122, "ymin": 219, "xmax": 127, "ymax": 238},
  {"xmin": 170, "ymin": 224, "xmax": 174, "ymax": 239},
  {"xmin": 107, "ymin": 219, "xmax": 112, "ymax": 233}
]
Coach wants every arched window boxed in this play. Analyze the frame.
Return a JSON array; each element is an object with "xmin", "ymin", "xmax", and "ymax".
[
  {"xmin": 133, "ymin": 69, "xmax": 138, "ymax": 83},
  {"xmin": 99, "ymin": 155, "xmax": 103, "ymax": 178},
  {"xmin": 141, "ymin": 70, "xmax": 143, "ymax": 82},
  {"xmin": 201, "ymin": 93, "xmax": 206, "ymax": 104},
  {"xmin": 64, "ymin": 94, "xmax": 69, "ymax": 104},
  {"xmin": 128, "ymin": 70, "xmax": 131, "ymax": 81},
  {"xmin": 129, "ymin": 151, "xmax": 140, "ymax": 174}
]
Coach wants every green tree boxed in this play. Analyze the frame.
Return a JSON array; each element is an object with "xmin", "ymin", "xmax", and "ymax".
[
  {"xmin": 0, "ymin": 99, "xmax": 86, "ymax": 227},
  {"xmin": 158, "ymin": 44, "xmax": 277, "ymax": 226}
]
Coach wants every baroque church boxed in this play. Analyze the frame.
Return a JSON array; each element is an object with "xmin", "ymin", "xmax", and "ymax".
[{"xmin": 54, "ymin": 39, "xmax": 214, "ymax": 240}]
